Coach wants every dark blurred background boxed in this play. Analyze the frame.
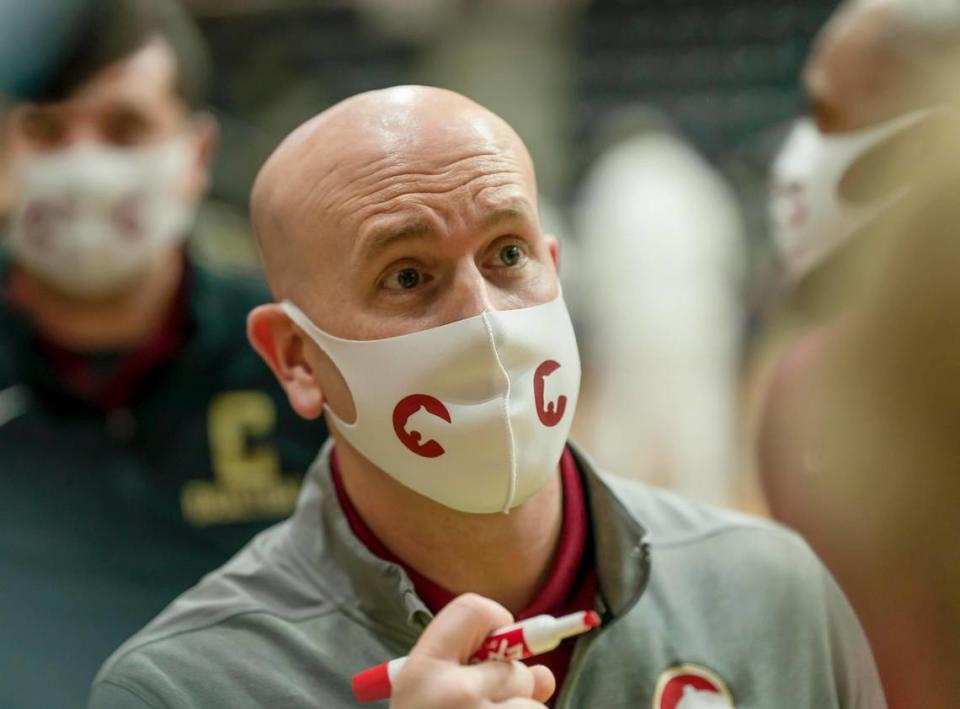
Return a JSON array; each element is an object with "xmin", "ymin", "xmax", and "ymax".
[{"xmin": 178, "ymin": 0, "xmax": 834, "ymax": 269}]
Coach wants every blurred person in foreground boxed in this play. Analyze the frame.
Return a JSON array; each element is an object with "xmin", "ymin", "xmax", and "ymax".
[
  {"xmin": 757, "ymin": 0, "xmax": 960, "ymax": 704},
  {"xmin": 92, "ymin": 86, "xmax": 882, "ymax": 709},
  {"xmin": 760, "ymin": 120, "xmax": 960, "ymax": 709},
  {"xmin": 0, "ymin": 0, "xmax": 324, "ymax": 705},
  {"xmin": 763, "ymin": 0, "xmax": 959, "ymax": 327},
  {"xmin": 574, "ymin": 110, "xmax": 746, "ymax": 508},
  {"xmin": 759, "ymin": 0, "xmax": 960, "ymax": 539},
  {"xmin": 757, "ymin": 0, "xmax": 960, "ymax": 521}
]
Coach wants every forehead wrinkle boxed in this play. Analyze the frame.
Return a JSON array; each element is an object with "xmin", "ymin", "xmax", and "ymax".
[
  {"xmin": 333, "ymin": 150, "xmax": 522, "ymax": 214},
  {"xmin": 348, "ymin": 170, "xmax": 531, "ymax": 233}
]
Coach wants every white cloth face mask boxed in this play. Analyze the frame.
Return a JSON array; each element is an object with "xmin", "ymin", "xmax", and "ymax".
[
  {"xmin": 282, "ymin": 294, "xmax": 582, "ymax": 514},
  {"xmin": 7, "ymin": 136, "xmax": 196, "ymax": 297},
  {"xmin": 768, "ymin": 110, "xmax": 932, "ymax": 281}
]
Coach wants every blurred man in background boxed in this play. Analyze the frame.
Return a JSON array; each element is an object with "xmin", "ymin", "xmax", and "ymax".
[
  {"xmin": 756, "ymin": 0, "xmax": 960, "ymax": 704},
  {"xmin": 0, "ymin": 0, "xmax": 324, "ymax": 705},
  {"xmin": 575, "ymin": 110, "xmax": 746, "ymax": 508}
]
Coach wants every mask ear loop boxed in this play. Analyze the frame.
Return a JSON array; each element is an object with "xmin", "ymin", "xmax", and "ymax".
[{"xmin": 480, "ymin": 311, "xmax": 518, "ymax": 514}]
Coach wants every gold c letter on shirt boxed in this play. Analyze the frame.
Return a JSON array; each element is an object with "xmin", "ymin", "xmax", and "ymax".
[
  {"xmin": 208, "ymin": 390, "xmax": 280, "ymax": 491},
  {"xmin": 181, "ymin": 391, "xmax": 301, "ymax": 526}
]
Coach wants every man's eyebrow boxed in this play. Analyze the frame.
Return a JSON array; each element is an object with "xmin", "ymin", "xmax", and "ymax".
[
  {"xmin": 358, "ymin": 219, "xmax": 437, "ymax": 261},
  {"xmin": 358, "ymin": 204, "xmax": 534, "ymax": 261},
  {"xmin": 479, "ymin": 204, "xmax": 532, "ymax": 230}
]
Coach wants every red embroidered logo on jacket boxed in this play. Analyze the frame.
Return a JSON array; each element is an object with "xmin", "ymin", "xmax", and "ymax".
[{"xmin": 653, "ymin": 664, "xmax": 734, "ymax": 709}]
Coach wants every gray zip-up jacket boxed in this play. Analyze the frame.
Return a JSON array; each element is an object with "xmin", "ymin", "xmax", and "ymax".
[{"xmin": 90, "ymin": 442, "xmax": 885, "ymax": 708}]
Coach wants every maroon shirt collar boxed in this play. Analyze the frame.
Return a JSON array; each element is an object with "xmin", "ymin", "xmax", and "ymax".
[{"xmin": 20, "ymin": 260, "xmax": 190, "ymax": 411}]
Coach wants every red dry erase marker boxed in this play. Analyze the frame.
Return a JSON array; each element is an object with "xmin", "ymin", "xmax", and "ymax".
[{"xmin": 352, "ymin": 609, "xmax": 601, "ymax": 704}]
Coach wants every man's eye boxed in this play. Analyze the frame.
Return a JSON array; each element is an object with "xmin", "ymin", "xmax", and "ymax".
[
  {"xmin": 18, "ymin": 109, "xmax": 67, "ymax": 147},
  {"xmin": 499, "ymin": 244, "xmax": 523, "ymax": 267},
  {"xmin": 100, "ymin": 109, "xmax": 151, "ymax": 146},
  {"xmin": 385, "ymin": 268, "xmax": 421, "ymax": 290}
]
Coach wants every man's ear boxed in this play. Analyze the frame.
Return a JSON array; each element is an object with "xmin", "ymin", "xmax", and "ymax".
[
  {"xmin": 248, "ymin": 304, "xmax": 325, "ymax": 420},
  {"xmin": 545, "ymin": 234, "xmax": 561, "ymax": 271},
  {"xmin": 182, "ymin": 111, "xmax": 218, "ymax": 199}
]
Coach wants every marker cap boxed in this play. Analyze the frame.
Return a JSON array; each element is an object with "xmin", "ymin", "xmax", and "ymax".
[{"xmin": 352, "ymin": 662, "xmax": 392, "ymax": 704}]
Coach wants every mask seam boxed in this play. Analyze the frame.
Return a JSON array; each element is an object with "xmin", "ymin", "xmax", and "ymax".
[{"xmin": 481, "ymin": 311, "xmax": 517, "ymax": 514}]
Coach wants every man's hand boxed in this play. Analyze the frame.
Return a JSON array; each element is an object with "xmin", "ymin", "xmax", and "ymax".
[{"xmin": 391, "ymin": 593, "xmax": 556, "ymax": 708}]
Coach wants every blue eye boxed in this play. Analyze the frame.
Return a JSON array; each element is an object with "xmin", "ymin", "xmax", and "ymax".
[{"xmin": 500, "ymin": 245, "xmax": 522, "ymax": 266}]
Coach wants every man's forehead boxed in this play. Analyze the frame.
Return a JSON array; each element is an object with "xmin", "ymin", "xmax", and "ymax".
[
  {"xmin": 294, "ymin": 108, "xmax": 535, "ymax": 229},
  {"xmin": 252, "ymin": 86, "xmax": 540, "ymax": 293}
]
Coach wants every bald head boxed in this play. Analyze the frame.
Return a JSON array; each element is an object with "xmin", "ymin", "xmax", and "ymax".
[
  {"xmin": 805, "ymin": 0, "xmax": 960, "ymax": 133},
  {"xmin": 252, "ymin": 86, "xmax": 539, "ymax": 310}
]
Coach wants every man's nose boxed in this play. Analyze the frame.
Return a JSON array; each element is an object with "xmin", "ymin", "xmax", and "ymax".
[
  {"xmin": 63, "ymin": 127, "xmax": 102, "ymax": 149},
  {"xmin": 445, "ymin": 264, "xmax": 501, "ymax": 323}
]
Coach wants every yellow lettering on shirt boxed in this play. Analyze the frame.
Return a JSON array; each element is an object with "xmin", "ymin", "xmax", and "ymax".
[{"xmin": 181, "ymin": 391, "xmax": 301, "ymax": 527}]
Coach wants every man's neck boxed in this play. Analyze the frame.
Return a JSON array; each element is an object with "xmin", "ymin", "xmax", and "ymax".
[
  {"xmin": 9, "ymin": 248, "xmax": 185, "ymax": 352},
  {"xmin": 334, "ymin": 436, "xmax": 564, "ymax": 615}
]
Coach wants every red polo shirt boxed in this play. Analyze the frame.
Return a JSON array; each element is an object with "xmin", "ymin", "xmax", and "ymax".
[{"xmin": 330, "ymin": 447, "xmax": 597, "ymax": 703}]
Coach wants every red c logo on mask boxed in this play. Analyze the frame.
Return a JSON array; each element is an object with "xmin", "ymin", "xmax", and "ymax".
[
  {"xmin": 534, "ymin": 360, "xmax": 567, "ymax": 427},
  {"xmin": 392, "ymin": 394, "xmax": 452, "ymax": 458}
]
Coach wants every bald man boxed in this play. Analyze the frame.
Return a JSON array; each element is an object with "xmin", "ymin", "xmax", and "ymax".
[{"xmin": 91, "ymin": 87, "xmax": 884, "ymax": 709}]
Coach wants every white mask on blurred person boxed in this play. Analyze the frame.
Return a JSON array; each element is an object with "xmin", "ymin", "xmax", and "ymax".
[
  {"xmin": 283, "ymin": 294, "xmax": 581, "ymax": 514},
  {"xmin": 768, "ymin": 111, "xmax": 930, "ymax": 281},
  {"xmin": 7, "ymin": 137, "xmax": 195, "ymax": 297}
]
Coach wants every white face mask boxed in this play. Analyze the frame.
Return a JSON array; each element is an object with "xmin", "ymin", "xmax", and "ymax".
[
  {"xmin": 768, "ymin": 111, "xmax": 930, "ymax": 281},
  {"xmin": 6, "ymin": 136, "xmax": 196, "ymax": 297},
  {"xmin": 283, "ymin": 294, "xmax": 581, "ymax": 514}
]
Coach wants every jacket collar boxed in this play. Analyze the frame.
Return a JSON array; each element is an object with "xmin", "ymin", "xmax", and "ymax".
[{"xmin": 568, "ymin": 441, "xmax": 650, "ymax": 621}]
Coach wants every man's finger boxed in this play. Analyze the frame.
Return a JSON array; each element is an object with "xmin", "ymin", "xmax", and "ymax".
[
  {"xmin": 527, "ymin": 664, "xmax": 556, "ymax": 704},
  {"xmin": 468, "ymin": 660, "xmax": 536, "ymax": 702},
  {"xmin": 492, "ymin": 700, "xmax": 549, "ymax": 708},
  {"xmin": 411, "ymin": 593, "xmax": 514, "ymax": 664}
]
